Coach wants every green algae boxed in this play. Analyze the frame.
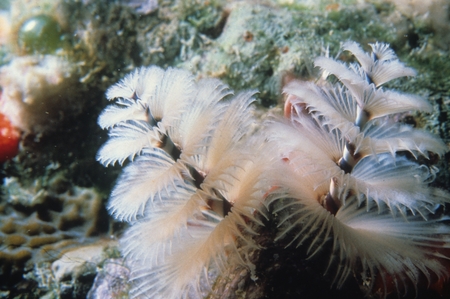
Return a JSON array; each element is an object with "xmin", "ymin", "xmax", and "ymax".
[{"xmin": 182, "ymin": 2, "xmax": 400, "ymax": 107}]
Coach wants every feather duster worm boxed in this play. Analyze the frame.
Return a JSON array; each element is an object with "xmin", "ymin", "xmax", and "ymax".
[
  {"xmin": 97, "ymin": 66, "xmax": 274, "ymax": 298},
  {"xmin": 98, "ymin": 42, "xmax": 450, "ymax": 298},
  {"xmin": 274, "ymin": 42, "xmax": 450, "ymax": 296}
]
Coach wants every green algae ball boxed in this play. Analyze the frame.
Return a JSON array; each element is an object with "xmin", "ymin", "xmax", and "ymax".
[{"xmin": 18, "ymin": 15, "xmax": 62, "ymax": 53}]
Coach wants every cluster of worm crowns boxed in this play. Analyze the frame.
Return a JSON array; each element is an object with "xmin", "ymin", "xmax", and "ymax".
[{"xmin": 97, "ymin": 41, "xmax": 450, "ymax": 298}]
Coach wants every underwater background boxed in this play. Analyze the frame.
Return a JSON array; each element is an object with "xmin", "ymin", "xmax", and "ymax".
[{"xmin": 0, "ymin": 0, "xmax": 449, "ymax": 298}]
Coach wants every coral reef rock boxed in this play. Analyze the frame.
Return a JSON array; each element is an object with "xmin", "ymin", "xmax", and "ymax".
[{"xmin": 0, "ymin": 181, "xmax": 105, "ymax": 292}]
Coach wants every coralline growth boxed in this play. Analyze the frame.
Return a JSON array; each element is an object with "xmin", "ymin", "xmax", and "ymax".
[{"xmin": 99, "ymin": 42, "xmax": 450, "ymax": 298}]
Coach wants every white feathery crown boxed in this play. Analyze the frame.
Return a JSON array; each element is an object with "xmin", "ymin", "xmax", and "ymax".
[
  {"xmin": 277, "ymin": 41, "xmax": 450, "ymax": 295},
  {"xmin": 97, "ymin": 42, "xmax": 450, "ymax": 298},
  {"xmin": 98, "ymin": 65, "xmax": 273, "ymax": 298}
]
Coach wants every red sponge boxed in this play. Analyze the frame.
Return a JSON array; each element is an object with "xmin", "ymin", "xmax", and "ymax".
[{"xmin": 0, "ymin": 112, "xmax": 20, "ymax": 163}]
